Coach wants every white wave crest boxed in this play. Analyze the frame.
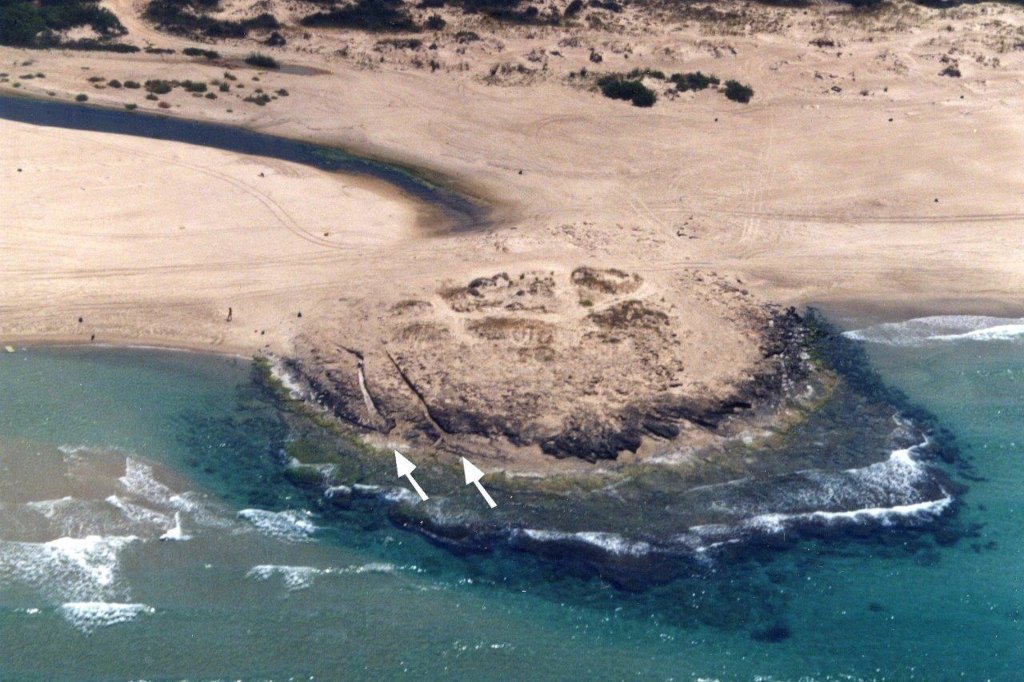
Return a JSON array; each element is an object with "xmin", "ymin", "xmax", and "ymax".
[
  {"xmin": 248, "ymin": 564, "xmax": 321, "ymax": 590},
  {"xmin": 58, "ymin": 601, "xmax": 155, "ymax": 632},
  {"xmin": 516, "ymin": 529, "xmax": 654, "ymax": 557},
  {"xmin": 844, "ymin": 315, "xmax": 1024, "ymax": 346},
  {"xmin": 237, "ymin": 509, "xmax": 316, "ymax": 540},
  {"xmin": 119, "ymin": 458, "xmax": 175, "ymax": 505},
  {"xmin": 247, "ymin": 561, "xmax": 420, "ymax": 591},
  {"xmin": 105, "ymin": 495, "xmax": 173, "ymax": 531},
  {"xmin": 0, "ymin": 535, "xmax": 137, "ymax": 602}
]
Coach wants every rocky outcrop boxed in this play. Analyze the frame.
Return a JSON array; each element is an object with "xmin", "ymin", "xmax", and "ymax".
[{"xmin": 285, "ymin": 267, "xmax": 814, "ymax": 465}]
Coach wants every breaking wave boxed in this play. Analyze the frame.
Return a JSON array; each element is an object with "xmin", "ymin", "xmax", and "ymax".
[
  {"xmin": 58, "ymin": 601, "xmax": 155, "ymax": 633},
  {"xmin": 247, "ymin": 562, "xmax": 423, "ymax": 590},
  {"xmin": 0, "ymin": 535, "xmax": 137, "ymax": 602},
  {"xmin": 844, "ymin": 315, "xmax": 1024, "ymax": 346},
  {"xmin": 237, "ymin": 508, "xmax": 317, "ymax": 540}
]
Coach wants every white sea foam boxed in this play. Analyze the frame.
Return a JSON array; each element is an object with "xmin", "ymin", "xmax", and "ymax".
[
  {"xmin": 105, "ymin": 495, "xmax": 172, "ymax": 531},
  {"xmin": 324, "ymin": 485, "xmax": 352, "ymax": 500},
  {"xmin": 686, "ymin": 441, "xmax": 951, "ymax": 548},
  {"xmin": 248, "ymin": 564, "xmax": 321, "ymax": 590},
  {"xmin": 58, "ymin": 601, "xmax": 155, "ymax": 632},
  {"xmin": 844, "ymin": 315, "xmax": 1024, "ymax": 346},
  {"xmin": 270, "ymin": 359, "xmax": 307, "ymax": 400},
  {"xmin": 248, "ymin": 562, "xmax": 421, "ymax": 590},
  {"xmin": 237, "ymin": 509, "xmax": 316, "ymax": 540},
  {"xmin": 516, "ymin": 529, "xmax": 654, "ymax": 557},
  {"xmin": 119, "ymin": 458, "xmax": 175, "ymax": 505},
  {"xmin": 351, "ymin": 484, "xmax": 421, "ymax": 504},
  {"xmin": 0, "ymin": 534, "xmax": 137, "ymax": 601}
]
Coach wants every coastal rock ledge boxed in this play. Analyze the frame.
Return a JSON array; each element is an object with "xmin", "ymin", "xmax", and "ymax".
[{"xmin": 284, "ymin": 266, "xmax": 813, "ymax": 465}]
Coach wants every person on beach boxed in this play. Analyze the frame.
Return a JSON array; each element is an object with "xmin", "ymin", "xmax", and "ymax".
[{"xmin": 227, "ymin": 307, "xmax": 233, "ymax": 322}]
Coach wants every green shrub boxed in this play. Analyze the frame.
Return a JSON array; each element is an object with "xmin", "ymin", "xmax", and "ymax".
[
  {"xmin": 125, "ymin": 103, "xmax": 138, "ymax": 110},
  {"xmin": 124, "ymin": 80, "xmax": 141, "ymax": 89},
  {"xmin": 59, "ymin": 40, "xmax": 139, "ymax": 53},
  {"xmin": 145, "ymin": 79, "xmax": 173, "ymax": 94},
  {"xmin": 145, "ymin": 0, "xmax": 277, "ymax": 39},
  {"xmin": 107, "ymin": 79, "xmax": 123, "ymax": 88},
  {"xmin": 597, "ymin": 75, "xmax": 657, "ymax": 108},
  {"xmin": 670, "ymin": 71, "xmax": 719, "ymax": 92},
  {"xmin": 300, "ymin": 0, "xmax": 418, "ymax": 32},
  {"xmin": 425, "ymin": 13, "xmax": 446, "ymax": 30},
  {"xmin": 244, "ymin": 93, "xmax": 272, "ymax": 106},
  {"xmin": 245, "ymin": 52, "xmax": 280, "ymax": 69},
  {"xmin": 183, "ymin": 46, "xmax": 220, "ymax": 59},
  {"xmin": 0, "ymin": 4, "xmax": 47, "ymax": 46},
  {"xmin": 75, "ymin": 93, "xmax": 88, "ymax": 102},
  {"xmin": 181, "ymin": 79, "xmax": 207, "ymax": 93},
  {"xmin": 626, "ymin": 67, "xmax": 666, "ymax": 80},
  {"xmin": 723, "ymin": 79, "xmax": 754, "ymax": 103}
]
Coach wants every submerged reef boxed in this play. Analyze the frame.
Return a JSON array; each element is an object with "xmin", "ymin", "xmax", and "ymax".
[{"xmin": 243, "ymin": 308, "xmax": 963, "ymax": 589}]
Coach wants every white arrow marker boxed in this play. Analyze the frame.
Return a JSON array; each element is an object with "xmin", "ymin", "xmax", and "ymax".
[
  {"xmin": 462, "ymin": 457, "xmax": 497, "ymax": 509},
  {"xmin": 394, "ymin": 450, "xmax": 429, "ymax": 501}
]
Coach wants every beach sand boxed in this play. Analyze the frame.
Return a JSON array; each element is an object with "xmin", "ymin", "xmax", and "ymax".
[{"xmin": 2, "ymin": 0, "xmax": 1023, "ymax": 465}]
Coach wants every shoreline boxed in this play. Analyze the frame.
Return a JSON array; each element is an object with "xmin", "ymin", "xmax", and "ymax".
[
  {"xmin": 5, "ymin": 0, "xmax": 1024, "ymax": 485},
  {"xmin": 0, "ymin": 92, "xmax": 495, "ymax": 234}
]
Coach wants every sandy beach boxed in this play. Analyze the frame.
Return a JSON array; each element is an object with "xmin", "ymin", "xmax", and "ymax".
[{"xmin": 3, "ymin": 0, "xmax": 1024, "ymax": 465}]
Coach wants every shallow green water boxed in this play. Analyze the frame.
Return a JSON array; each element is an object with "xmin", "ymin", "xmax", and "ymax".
[{"xmin": 0, "ymin": 331, "xmax": 1021, "ymax": 681}]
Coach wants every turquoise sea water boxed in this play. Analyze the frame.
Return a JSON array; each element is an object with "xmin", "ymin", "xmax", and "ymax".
[{"xmin": 0, "ymin": 324, "xmax": 1021, "ymax": 681}]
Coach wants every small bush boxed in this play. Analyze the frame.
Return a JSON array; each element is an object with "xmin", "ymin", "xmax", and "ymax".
[
  {"xmin": 244, "ymin": 93, "xmax": 272, "ymax": 106},
  {"xmin": 107, "ymin": 79, "xmax": 123, "ymax": 88},
  {"xmin": 564, "ymin": 0, "xmax": 583, "ymax": 16},
  {"xmin": 124, "ymin": 80, "xmax": 141, "ymax": 89},
  {"xmin": 218, "ymin": 82, "xmax": 229, "ymax": 92},
  {"xmin": 723, "ymin": 79, "xmax": 754, "ymax": 103},
  {"xmin": 939, "ymin": 65, "xmax": 961, "ymax": 78},
  {"xmin": 425, "ymin": 13, "xmax": 446, "ymax": 30},
  {"xmin": 670, "ymin": 71, "xmax": 719, "ymax": 92},
  {"xmin": 144, "ymin": 46, "xmax": 175, "ymax": 54},
  {"xmin": 145, "ymin": 79, "xmax": 174, "ymax": 94},
  {"xmin": 125, "ymin": 103, "xmax": 138, "ymax": 110},
  {"xmin": 145, "ymin": 93, "xmax": 159, "ymax": 100},
  {"xmin": 245, "ymin": 52, "xmax": 280, "ymax": 69},
  {"xmin": 626, "ymin": 67, "xmax": 666, "ymax": 80},
  {"xmin": 454, "ymin": 30, "xmax": 480, "ymax": 43},
  {"xmin": 300, "ymin": 0, "xmax": 419, "ymax": 32},
  {"xmin": 183, "ymin": 46, "xmax": 220, "ymax": 59},
  {"xmin": 75, "ymin": 93, "xmax": 88, "ymax": 102},
  {"xmin": 597, "ymin": 75, "xmax": 657, "ymax": 107},
  {"xmin": 181, "ymin": 79, "xmax": 207, "ymax": 93},
  {"xmin": 60, "ymin": 39, "xmax": 140, "ymax": 53}
]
